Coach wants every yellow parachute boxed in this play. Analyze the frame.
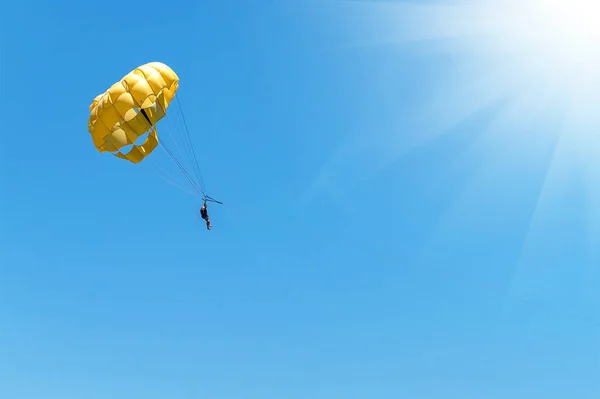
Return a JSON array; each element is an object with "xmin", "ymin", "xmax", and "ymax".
[
  {"xmin": 87, "ymin": 62, "xmax": 221, "ymax": 204},
  {"xmin": 88, "ymin": 62, "xmax": 179, "ymax": 163}
]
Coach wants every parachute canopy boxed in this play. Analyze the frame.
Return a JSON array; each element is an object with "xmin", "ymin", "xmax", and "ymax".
[
  {"xmin": 88, "ymin": 62, "xmax": 179, "ymax": 164},
  {"xmin": 87, "ymin": 61, "xmax": 222, "ymax": 204}
]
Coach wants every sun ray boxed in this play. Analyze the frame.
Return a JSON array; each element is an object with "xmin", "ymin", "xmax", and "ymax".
[
  {"xmin": 297, "ymin": 2, "xmax": 600, "ymax": 320},
  {"xmin": 332, "ymin": 0, "xmax": 600, "ymax": 96},
  {"xmin": 306, "ymin": 0, "xmax": 600, "ymax": 196}
]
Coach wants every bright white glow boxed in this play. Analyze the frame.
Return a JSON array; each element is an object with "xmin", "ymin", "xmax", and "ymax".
[
  {"xmin": 306, "ymin": 0, "xmax": 600, "ymax": 303},
  {"xmin": 527, "ymin": 0, "xmax": 600, "ymax": 43},
  {"xmin": 307, "ymin": 0, "xmax": 600, "ymax": 218},
  {"xmin": 302, "ymin": 0, "xmax": 600, "ymax": 318},
  {"xmin": 309, "ymin": 0, "xmax": 600, "ymax": 197},
  {"xmin": 334, "ymin": 0, "xmax": 600, "ymax": 98},
  {"xmin": 472, "ymin": 0, "xmax": 600, "ymax": 94},
  {"xmin": 302, "ymin": 2, "xmax": 600, "ymax": 314}
]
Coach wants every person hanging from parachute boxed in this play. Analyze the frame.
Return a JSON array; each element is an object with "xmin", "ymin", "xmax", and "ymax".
[
  {"xmin": 87, "ymin": 61, "xmax": 224, "ymax": 231},
  {"xmin": 199, "ymin": 196, "xmax": 222, "ymax": 230},
  {"xmin": 200, "ymin": 200, "xmax": 212, "ymax": 230}
]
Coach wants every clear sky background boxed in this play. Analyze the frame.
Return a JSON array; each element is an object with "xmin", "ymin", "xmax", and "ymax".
[{"xmin": 1, "ymin": 0, "xmax": 599, "ymax": 398}]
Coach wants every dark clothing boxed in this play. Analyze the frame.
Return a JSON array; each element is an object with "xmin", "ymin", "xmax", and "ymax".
[{"xmin": 200, "ymin": 201, "xmax": 211, "ymax": 230}]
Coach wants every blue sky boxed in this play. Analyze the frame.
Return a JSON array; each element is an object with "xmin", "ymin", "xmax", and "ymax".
[{"xmin": 1, "ymin": 0, "xmax": 599, "ymax": 398}]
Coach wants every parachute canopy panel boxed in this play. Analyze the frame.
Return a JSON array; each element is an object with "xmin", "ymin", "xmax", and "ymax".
[{"xmin": 87, "ymin": 62, "xmax": 180, "ymax": 163}]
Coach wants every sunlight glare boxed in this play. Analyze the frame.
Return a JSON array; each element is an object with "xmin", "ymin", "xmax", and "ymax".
[{"xmin": 477, "ymin": 0, "xmax": 600, "ymax": 96}]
